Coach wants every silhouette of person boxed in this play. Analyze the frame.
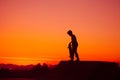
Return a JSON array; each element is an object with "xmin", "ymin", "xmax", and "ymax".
[{"xmin": 67, "ymin": 30, "xmax": 80, "ymax": 61}]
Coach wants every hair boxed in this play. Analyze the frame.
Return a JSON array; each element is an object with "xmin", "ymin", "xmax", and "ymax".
[{"xmin": 67, "ymin": 30, "xmax": 72, "ymax": 35}]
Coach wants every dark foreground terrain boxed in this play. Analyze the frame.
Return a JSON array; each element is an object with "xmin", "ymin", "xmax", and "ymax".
[{"xmin": 0, "ymin": 61, "xmax": 119, "ymax": 80}]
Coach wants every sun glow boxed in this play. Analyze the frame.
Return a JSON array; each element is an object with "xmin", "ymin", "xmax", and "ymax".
[{"xmin": 0, "ymin": 0, "xmax": 120, "ymax": 65}]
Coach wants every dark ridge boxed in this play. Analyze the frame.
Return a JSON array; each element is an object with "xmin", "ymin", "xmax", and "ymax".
[
  {"xmin": 53, "ymin": 61, "xmax": 119, "ymax": 80},
  {"xmin": 0, "ymin": 61, "xmax": 119, "ymax": 80}
]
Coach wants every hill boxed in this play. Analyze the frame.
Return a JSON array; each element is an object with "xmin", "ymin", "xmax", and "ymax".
[
  {"xmin": 0, "ymin": 61, "xmax": 119, "ymax": 80},
  {"xmin": 51, "ymin": 61, "xmax": 119, "ymax": 80}
]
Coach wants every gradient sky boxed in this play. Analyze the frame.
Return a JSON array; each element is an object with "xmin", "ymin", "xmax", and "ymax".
[{"xmin": 0, "ymin": 0, "xmax": 120, "ymax": 65}]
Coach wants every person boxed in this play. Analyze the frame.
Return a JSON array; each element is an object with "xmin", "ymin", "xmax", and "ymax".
[{"xmin": 67, "ymin": 30, "xmax": 80, "ymax": 61}]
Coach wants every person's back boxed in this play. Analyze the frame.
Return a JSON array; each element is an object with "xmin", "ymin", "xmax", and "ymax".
[{"xmin": 71, "ymin": 34, "xmax": 78, "ymax": 47}]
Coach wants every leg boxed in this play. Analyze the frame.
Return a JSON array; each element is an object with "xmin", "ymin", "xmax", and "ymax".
[
  {"xmin": 73, "ymin": 46, "xmax": 80, "ymax": 61},
  {"xmin": 75, "ymin": 51, "xmax": 79, "ymax": 61},
  {"xmin": 71, "ymin": 50, "xmax": 74, "ymax": 61},
  {"xmin": 68, "ymin": 43, "xmax": 74, "ymax": 61}
]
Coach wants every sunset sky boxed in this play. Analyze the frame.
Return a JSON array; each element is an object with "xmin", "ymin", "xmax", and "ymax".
[{"xmin": 0, "ymin": 0, "xmax": 120, "ymax": 65}]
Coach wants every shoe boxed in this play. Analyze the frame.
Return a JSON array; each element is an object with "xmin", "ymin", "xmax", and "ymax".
[{"xmin": 75, "ymin": 59, "xmax": 80, "ymax": 62}]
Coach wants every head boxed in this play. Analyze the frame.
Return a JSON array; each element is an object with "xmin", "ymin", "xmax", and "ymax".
[{"xmin": 67, "ymin": 30, "xmax": 73, "ymax": 36}]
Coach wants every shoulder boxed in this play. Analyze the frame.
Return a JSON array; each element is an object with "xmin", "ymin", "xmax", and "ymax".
[{"xmin": 72, "ymin": 34, "xmax": 76, "ymax": 38}]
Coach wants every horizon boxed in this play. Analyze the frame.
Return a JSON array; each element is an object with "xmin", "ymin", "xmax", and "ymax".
[
  {"xmin": 0, "ymin": 57, "xmax": 119, "ymax": 66},
  {"xmin": 0, "ymin": 60, "xmax": 119, "ymax": 67},
  {"xmin": 0, "ymin": 0, "xmax": 120, "ymax": 65}
]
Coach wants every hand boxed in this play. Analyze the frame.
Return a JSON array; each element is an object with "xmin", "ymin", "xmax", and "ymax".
[{"xmin": 68, "ymin": 42, "xmax": 71, "ymax": 48}]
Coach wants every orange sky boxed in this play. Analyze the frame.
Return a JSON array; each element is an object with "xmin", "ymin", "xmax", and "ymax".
[{"xmin": 0, "ymin": 0, "xmax": 120, "ymax": 65}]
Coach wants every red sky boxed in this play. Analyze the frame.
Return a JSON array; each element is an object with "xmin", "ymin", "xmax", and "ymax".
[{"xmin": 0, "ymin": 0, "xmax": 120, "ymax": 65}]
